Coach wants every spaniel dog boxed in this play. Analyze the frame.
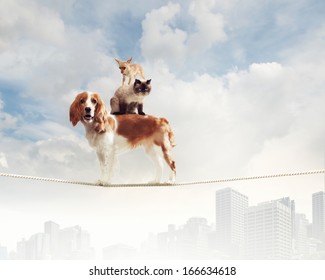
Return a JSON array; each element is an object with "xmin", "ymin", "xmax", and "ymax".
[{"xmin": 69, "ymin": 92, "xmax": 176, "ymax": 185}]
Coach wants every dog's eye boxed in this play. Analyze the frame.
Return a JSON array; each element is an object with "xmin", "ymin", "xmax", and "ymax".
[
  {"xmin": 80, "ymin": 99, "xmax": 85, "ymax": 104},
  {"xmin": 92, "ymin": 99, "xmax": 97, "ymax": 104}
]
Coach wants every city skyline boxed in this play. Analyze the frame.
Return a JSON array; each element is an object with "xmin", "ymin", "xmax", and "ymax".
[{"xmin": 1, "ymin": 188, "xmax": 324, "ymax": 260}]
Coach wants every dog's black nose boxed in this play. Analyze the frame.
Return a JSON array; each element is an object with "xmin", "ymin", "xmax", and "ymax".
[{"xmin": 85, "ymin": 107, "xmax": 91, "ymax": 113}]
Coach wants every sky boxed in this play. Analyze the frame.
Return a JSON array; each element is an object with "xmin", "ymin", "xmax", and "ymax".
[{"xmin": 0, "ymin": 0, "xmax": 325, "ymax": 254}]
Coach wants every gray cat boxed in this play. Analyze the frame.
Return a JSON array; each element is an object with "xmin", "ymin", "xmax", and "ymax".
[{"xmin": 110, "ymin": 79, "xmax": 151, "ymax": 115}]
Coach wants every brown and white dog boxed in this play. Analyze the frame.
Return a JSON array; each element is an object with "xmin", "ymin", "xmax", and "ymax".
[
  {"xmin": 69, "ymin": 92, "xmax": 176, "ymax": 185},
  {"xmin": 115, "ymin": 57, "xmax": 145, "ymax": 86}
]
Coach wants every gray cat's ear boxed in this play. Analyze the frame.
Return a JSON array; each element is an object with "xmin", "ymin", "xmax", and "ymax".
[{"xmin": 146, "ymin": 79, "xmax": 151, "ymax": 84}]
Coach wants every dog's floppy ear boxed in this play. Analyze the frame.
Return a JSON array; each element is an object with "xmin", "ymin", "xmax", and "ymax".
[
  {"xmin": 127, "ymin": 56, "xmax": 133, "ymax": 63},
  {"xmin": 69, "ymin": 95, "xmax": 81, "ymax": 126},
  {"xmin": 93, "ymin": 93, "xmax": 109, "ymax": 133}
]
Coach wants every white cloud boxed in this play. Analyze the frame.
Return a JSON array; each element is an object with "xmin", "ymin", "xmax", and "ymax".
[
  {"xmin": 0, "ymin": 0, "xmax": 117, "ymax": 105},
  {"xmin": 0, "ymin": 112, "xmax": 17, "ymax": 130},
  {"xmin": 187, "ymin": 0, "xmax": 227, "ymax": 52},
  {"xmin": 140, "ymin": 55, "xmax": 323, "ymax": 183},
  {"xmin": 0, "ymin": 98, "xmax": 18, "ymax": 130},
  {"xmin": 281, "ymin": 24, "xmax": 325, "ymax": 85},
  {"xmin": 140, "ymin": 3, "xmax": 187, "ymax": 65},
  {"xmin": 0, "ymin": 132, "xmax": 97, "ymax": 181},
  {"xmin": 140, "ymin": 1, "xmax": 227, "ymax": 68},
  {"xmin": 0, "ymin": 152, "xmax": 8, "ymax": 168},
  {"xmin": 0, "ymin": 0, "xmax": 65, "ymax": 51}
]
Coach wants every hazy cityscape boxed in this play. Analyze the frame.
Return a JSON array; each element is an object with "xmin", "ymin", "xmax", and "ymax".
[{"xmin": 1, "ymin": 188, "xmax": 324, "ymax": 260}]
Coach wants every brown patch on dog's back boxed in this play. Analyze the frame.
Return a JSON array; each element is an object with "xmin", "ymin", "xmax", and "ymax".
[{"xmin": 115, "ymin": 114, "xmax": 172, "ymax": 148}]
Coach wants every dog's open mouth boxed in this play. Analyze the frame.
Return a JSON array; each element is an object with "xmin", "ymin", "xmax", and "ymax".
[{"xmin": 83, "ymin": 114, "xmax": 94, "ymax": 122}]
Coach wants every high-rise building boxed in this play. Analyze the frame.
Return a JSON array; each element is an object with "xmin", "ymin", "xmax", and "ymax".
[
  {"xmin": 294, "ymin": 213, "xmax": 309, "ymax": 257},
  {"xmin": 178, "ymin": 217, "xmax": 212, "ymax": 258},
  {"xmin": 16, "ymin": 233, "xmax": 50, "ymax": 260},
  {"xmin": 312, "ymin": 191, "xmax": 325, "ymax": 242},
  {"xmin": 44, "ymin": 221, "xmax": 60, "ymax": 237},
  {"xmin": 59, "ymin": 225, "xmax": 93, "ymax": 259},
  {"xmin": 245, "ymin": 197, "xmax": 292, "ymax": 259},
  {"xmin": 215, "ymin": 188, "xmax": 248, "ymax": 255},
  {"xmin": 44, "ymin": 221, "xmax": 60, "ymax": 258},
  {"xmin": 0, "ymin": 244, "xmax": 8, "ymax": 260}
]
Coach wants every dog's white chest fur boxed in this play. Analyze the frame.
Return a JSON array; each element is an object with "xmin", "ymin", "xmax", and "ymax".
[
  {"xmin": 86, "ymin": 126, "xmax": 129, "ymax": 154},
  {"xmin": 85, "ymin": 128, "xmax": 112, "ymax": 149}
]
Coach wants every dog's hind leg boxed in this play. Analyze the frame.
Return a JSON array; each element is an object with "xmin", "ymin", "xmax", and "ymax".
[
  {"xmin": 161, "ymin": 136, "xmax": 176, "ymax": 183},
  {"xmin": 145, "ymin": 145, "xmax": 164, "ymax": 184},
  {"xmin": 161, "ymin": 143, "xmax": 176, "ymax": 183}
]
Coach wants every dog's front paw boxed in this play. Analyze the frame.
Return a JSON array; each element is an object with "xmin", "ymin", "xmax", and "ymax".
[
  {"xmin": 167, "ymin": 172, "xmax": 176, "ymax": 185},
  {"xmin": 95, "ymin": 179, "xmax": 111, "ymax": 186},
  {"xmin": 166, "ymin": 179, "xmax": 175, "ymax": 185},
  {"xmin": 147, "ymin": 180, "xmax": 160, "ymax": 185}
]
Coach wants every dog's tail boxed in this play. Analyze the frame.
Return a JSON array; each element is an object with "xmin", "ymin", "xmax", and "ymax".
[{"xmin": 160, "ymin": 118, "xmax": 176, "ymax": 147}]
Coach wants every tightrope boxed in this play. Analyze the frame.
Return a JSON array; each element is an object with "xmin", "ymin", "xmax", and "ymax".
[{"xmin": 0, "ymin": 169, "xmax": 324, "ymax": 188}]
